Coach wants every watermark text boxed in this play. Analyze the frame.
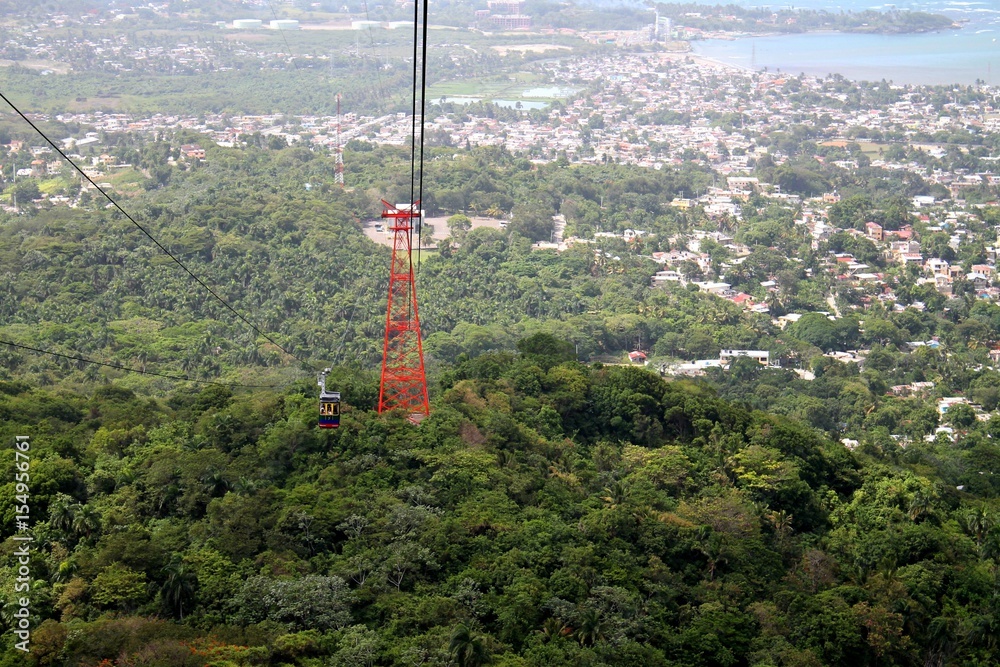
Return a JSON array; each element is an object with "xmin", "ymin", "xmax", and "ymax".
[{"xmin": 12, "ymin": 435, "xmax": 31, "ymax": 652}]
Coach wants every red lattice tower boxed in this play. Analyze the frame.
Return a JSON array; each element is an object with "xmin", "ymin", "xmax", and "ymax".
[{"xmin": 378, "ymin": 200, "xmax": 429, "ymax": 419}]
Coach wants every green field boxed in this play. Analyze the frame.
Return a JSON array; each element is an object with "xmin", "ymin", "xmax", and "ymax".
[{"xmin": 857, "ymin": 141, "xmax": 888, "ymax": 158}]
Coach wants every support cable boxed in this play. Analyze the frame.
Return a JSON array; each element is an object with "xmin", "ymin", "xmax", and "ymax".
[
  {"xmin": 331, "ymin": 282, "xmax": 364, "ymax": 366},
  {"xmin": 406, "ymin": 0, "xmax": 422, "ymax": 319},
  {"xmin": 416, "ymin": 0, "xmax": 430, "ymax": 272},
  {"xmin": 361, "ymin": 0, "xmax": 388, "ymax": 112},
  {"xmin": 0, "ymin": 91, "xmax": 318, "ymax": 372},
  {"xmin": 408, "ymin": 1, "xmax": 420, "ymax": 259},
  {"xmin": 266, "ymin": 0, "xmax": 296, "ymax": 66},
  {"xmin": 0, "ymin": 338, "xmax": 284, "ymax": 388}
]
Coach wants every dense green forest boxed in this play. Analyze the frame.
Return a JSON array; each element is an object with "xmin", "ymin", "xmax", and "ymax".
[
  {"xmin": 4, "ymin": 138, "xmax": 1000, "ymax": 444},
  {"xmin": 5, "ymin": 344, "xmax": 1000, "ymax": 667},
  {"xmin": 2, "ymin": 2, "xmax": 1000, "ymax": 664},
  {"xmin": 6, "ymin": 131, "xmax": 1000, "ymax": 665},
  {"xmin": 0, "ymin": 139, "xmax": 721, "ymax": 386}
]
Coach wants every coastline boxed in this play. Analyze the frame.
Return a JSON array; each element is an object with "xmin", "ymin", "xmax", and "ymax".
[
  {"xmin": 690, "ymin": 26, "xmax": 999, "ymax": 87},
  {"xmin": 683, "ymin": 53, "xmax": 757, "ymax": 75},
  {"xmin": 697, "ymin": 24, "xmax": 963, "ymax": 42},
  {"xmin": 655, "ymin": 50, "xmax": 757, "ymax": 76}
]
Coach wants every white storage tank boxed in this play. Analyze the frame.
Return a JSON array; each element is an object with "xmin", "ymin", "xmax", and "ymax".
[{"xmin": 233, "ymin": 19, "xmax": 263, "ymax": 29}]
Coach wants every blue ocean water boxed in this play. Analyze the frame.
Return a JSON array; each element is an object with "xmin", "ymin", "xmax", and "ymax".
[{"xmin": 672, "ymin": 0, "xmax": 1000, "ymax": 85}]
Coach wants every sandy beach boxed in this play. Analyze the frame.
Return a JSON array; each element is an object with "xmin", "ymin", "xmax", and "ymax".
[{"xmin": 658, "ymin": 51, "xmax": 757, "ymax": 76}]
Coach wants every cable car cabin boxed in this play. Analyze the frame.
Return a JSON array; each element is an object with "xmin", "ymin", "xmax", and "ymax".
[{"xmin": 319, "ymin": 391, "xmax": 341, "ymax": 428}]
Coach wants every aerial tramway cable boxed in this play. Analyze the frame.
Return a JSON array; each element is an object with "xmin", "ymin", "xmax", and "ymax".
[
  {"xmin": 361, "ymin": 0, "xmax": 388, "ymax": 111},
  {"xmin": 266, "ymin": 0, "xmax": 296, "ymax": 67},
  {"xmin": 330, "ymin": 281, "xmax": 364, "ymax": 367},
  {"xmin": 416, "ymin": 0, "xmax": 430, "ymax": 272},
  {"xmin": 0, "ymin": 338, "xmax": 285, "ymax": 388},
  {"xmin": 0, "ymin": 11, "xmax": 423, "ymax": 389},
  {"xmin": 408, "ymin": 5, "xmax": 421, "ymax": 269},
  {"xmin": 407, "ymin": 0, "xmax": 430, "ymax": 274},
  {"xmin": 0, "ymin": 91, "xmax": 319, "ymax": 373}
]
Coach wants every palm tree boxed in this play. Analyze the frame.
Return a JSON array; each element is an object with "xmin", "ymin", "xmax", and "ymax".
[
  {"xmin": 71, "ymin": 504, "xmax": 101, "ymax": 542},
  {"xmin": 966, "ymin": 507, "xmax": 994, "ymax": 550},
  {"xmin": 600, "ymin": 480, "xmax": 631, "ymax": 510},
  {"xmin": 575, "ymin": 608, "xmax": 605, "ymax": 646},
  {"xmin": 156, "ymin": 484, "xmax": 180, "ymax": 514},
  {"xmin": 52, "ymin": 559, "xmax": 79, "ymax": 584},
  {"xmin": 908, "ymin": 492, "xmax": 931, "ymax": 522},
  {"xmin": 161, "ymin": 559, "xmax": 197, "ymax": 620},
  {"xmin": 449, "ymin": 623, "xmax": 490, "ymax": 667},
  {"xmin": 48, "ymin": 494, "xmax": 76, "ymax": 535},
  {"xmin": 201, "ymin": 469, "xmax": 230, "ymax": 497},
  {"xmin": 768, "ymin": 509, "xmax": 794, "ymax": 544},
  {"xmin": 537, "ymin": 617, "xmax": 569, "ymax": 642}
]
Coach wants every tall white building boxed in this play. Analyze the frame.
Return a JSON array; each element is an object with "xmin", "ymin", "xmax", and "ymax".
[{"xmin": 654, "ymin": 12, "xmax": 671, "ymax": 41}]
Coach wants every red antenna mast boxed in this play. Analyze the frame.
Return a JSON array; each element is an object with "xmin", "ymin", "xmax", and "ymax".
[
  {"xmin": 335, "ymin": 93, "xmax": 345, "ymax": 187},
  {"xmin": 378, "ymin": 200, "xmax": 429, "ymax": 420}
]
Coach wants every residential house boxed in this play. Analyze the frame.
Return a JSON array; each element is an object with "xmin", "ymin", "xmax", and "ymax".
[
  {"xmin": 181, "ymin": 144, "xmax": 206, "ymax": 159},
  {"xmin": 720, "ymin": 349, "xmax": 769, "ymax": 366},
  {"xmin": 865, "ymin": 222, "xmax": 883, "ymax": 241}
]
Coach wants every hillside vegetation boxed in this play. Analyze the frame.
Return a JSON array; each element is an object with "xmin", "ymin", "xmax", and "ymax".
[
  {"xmin": 4, "ymin": 349, "xmax": 1000, "ymax": 667},
  {"xmin": 4, "ymin": 133, "xmax": 1000, "ymax": 666}
]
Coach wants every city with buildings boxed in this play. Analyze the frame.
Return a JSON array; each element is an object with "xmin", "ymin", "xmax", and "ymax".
[{"xmin": 5, "ymin": 3, "xmax": 1000, "ymax": 421}]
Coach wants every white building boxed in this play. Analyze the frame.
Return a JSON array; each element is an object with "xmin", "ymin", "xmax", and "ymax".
[{"xmin": 720, "ymin": 350, "xmax": 770, "ymax": 366}]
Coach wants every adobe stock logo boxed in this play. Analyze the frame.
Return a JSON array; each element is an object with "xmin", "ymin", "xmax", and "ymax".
[{"xmin": 11, "ymin": 435, "xmax": 32, "ymax": 653}]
